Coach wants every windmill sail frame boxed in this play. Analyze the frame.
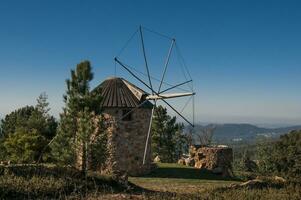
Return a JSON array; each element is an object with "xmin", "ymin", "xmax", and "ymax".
[{"xmin": 114, "ymin": 26, "xmax": 196, "ymax": 164}]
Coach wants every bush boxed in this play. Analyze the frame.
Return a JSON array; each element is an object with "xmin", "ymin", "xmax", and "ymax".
[{"xmin": 257, "ymin": 130, "xmax": 301, "ymax": 181}]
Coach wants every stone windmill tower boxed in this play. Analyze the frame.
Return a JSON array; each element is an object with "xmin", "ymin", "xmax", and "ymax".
[{"xmin": 93, "ymin": 77, "xmax": 153, "ymax": 176}]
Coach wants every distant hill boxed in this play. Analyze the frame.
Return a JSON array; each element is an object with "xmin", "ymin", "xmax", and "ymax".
[{"xmin": 192, "ymin": 123, "xmax": 301, "ymax": 143}]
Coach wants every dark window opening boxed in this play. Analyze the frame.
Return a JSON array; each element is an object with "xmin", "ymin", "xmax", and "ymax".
[{"xmin": 122, "ymin": 109, "xmax": 132, "ymax": 121}]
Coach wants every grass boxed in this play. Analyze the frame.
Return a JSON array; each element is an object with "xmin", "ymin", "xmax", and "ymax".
[
  {"xmin": 0, "ymin": 163, "xmax": 300, "ymax": 199},
  {"xmin": 129, "ymin": 163, "xmax": 301, "ymax": 199},
  {"xmin": 0, "ymin": 164, "xmax": 128, "ymax": 199},
  {"xmin": 142, "ymin": 163, "xmax": 236, "ymax": 180},
  {"xmin": 130, "ymin": 163, "xmax": 239, "ymax": 194}
]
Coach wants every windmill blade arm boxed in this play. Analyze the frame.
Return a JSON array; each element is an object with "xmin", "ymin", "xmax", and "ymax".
[
  {"xmin": 161, "ymin": 98, "xmax": 194, "ymax": 127},
  {"xmin": 158, "ymin": 39, "xmax": 175, "ymax": 93},
  {"xmin": 159, "ymin": 79, "xmax": 193, "ymax": 94},
  {"xmin": 139, "ymin": 26, "xmax": 153, "ymax": 91},
  {"xmin": 146, "ymin": 92, "xmax": 195, "ymax": 100},
  {"xmin": 115, "ymin": 57, "xmax": 155, "ymax": 93}
]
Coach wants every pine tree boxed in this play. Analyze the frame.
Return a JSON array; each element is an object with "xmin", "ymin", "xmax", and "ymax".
[
  {"xmin": 0, "ymin": 106, "xmax": 35, "ymax": 137},
  {"xmin": 51, "ymin": 61, "xmax": 105, "ymax": 171},
  {"xmin": 151, "ymin": 105, "xmax": 186, "ymax": 163}
]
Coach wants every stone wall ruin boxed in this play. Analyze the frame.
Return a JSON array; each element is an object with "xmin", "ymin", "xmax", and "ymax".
[
  {"xmin": 179, "ymin": 145, "xmax": 233, "ymax": 177},
  {"xmin": 101, "ymin": 107, "xmax": 153, "ymax": 176}
]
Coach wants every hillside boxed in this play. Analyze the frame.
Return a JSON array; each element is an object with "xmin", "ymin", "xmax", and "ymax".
[
  {"xmin": 2, "ymin": 163, "xmax": 299, "ymax": 199},
  {"xmin": 192, "ymin": 123, "xmax": 301, "ymax": 143}
]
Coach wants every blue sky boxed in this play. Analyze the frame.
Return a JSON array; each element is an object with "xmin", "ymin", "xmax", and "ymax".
[{"xmin": 0, "ymin": 0, "xmax": 300, "ymax": 126}]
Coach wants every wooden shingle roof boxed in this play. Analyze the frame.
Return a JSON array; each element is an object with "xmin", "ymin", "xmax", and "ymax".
[{"xmin": 93, "ymin": 77, "xmax": 153, "ymax": 108}]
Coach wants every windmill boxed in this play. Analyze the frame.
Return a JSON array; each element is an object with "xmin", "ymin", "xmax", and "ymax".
[{"xmin": 114, "ymin": 26, "xmax": 195, "ymax": 164}]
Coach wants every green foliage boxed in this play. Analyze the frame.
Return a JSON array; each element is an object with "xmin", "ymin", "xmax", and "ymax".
[
  {"xmin": 28, "ymin": 93, "xmax": 57, "ymax": 140},
  {"xmin": 64, "ymin": 61, "xmax": 102, "ymax": 115},
  {"xmin": 0, "ymin": 138, "xmax": 6, "ymax": 161},
  {"xmin": 3, "ymin": 129, "xmax": 48, "ymax": 163},
  {"xmin": 0, "ymin": 93, "xmax": 57, "ymax": 163},
  {"xmin": 74, "ymin": 110, "xmax": 108, "ymax": 170},
  {"xmin": 257, "ymin": 130, "xmax": 301, "ymax": 181},
  {"xmin": 51, "ymin": 61, "xmax": 105, "ymax": 170},
  {"xmin": 1, "ymin": 106, "xmax": 35, "ymax": 137},
  {"xmin": 50, "ymin": 111, "xmax": 76, "ymax": 165},
  {"xmin": 151, "ymin": 105, "xmax": 187, "ymax": 163}
]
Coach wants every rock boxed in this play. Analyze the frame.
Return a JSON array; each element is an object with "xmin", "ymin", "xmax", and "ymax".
[
  {"xmin": 154, "ymin": 155, "xmax": 161, "ymax": 163},
  {"xmin": 274, "ymin": 176, "xmax": 286, "ymax": 183},
  {"xmin": 217, "ymin": 145, "xmax": 228, "ymax": 148},
  {"xmin": 226, "ymin": 179, "xmax": 268, "ymax": 190},
  {"xmin": 227, "ymin": 176, "xmax": 287, "ymax": 190},
  {"xmin": 228, "ymin": 183, "xmax": 239, "ymax": 189},
  {"xmin": 189, "ymin": 145, "xmax": 197, "ymax": 158},
  {"xmin": 256, "ymin": 175, "xmax": 287, "ymax": 184},
  {"xmin": 185, "ymin": 158, "xmax": 195, "ymax": 167},
  {"xmin": 239, "ymin": 179, "xmax": 268, "ymax": 189},
  {"xmin": 177, "ymin": 158, "xmax": 186, "ymax": 165},
  {"xmin": 0, "ymin": 161, "xmax": 10, "ymax": 166}
]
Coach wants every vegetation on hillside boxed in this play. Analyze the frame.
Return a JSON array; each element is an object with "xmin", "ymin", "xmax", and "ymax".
[
  {"xmin": 1, "ymin": 59, "xmax": 300, "ymax": 199},
  {"xmin": 256, "ymin": 130, "xmax": 301, "ymax": 181}
]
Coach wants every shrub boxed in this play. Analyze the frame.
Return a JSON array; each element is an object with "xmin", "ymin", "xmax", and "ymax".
[{"xmin": 257, "ymin": 130, "xmax": 301, "ymax": 181}]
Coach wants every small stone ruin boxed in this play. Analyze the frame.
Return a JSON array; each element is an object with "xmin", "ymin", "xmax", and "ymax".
[{"xmin": 179, "ymin": 145, "xmax": 233, "ymax": 177}]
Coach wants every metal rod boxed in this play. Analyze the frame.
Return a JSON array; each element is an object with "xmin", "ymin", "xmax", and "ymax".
[
  {"xmin": 193, "ymin": 94, "xmax": 195, "ymax": 126},
  {"xmin": 192, "ymin": 80, "xmax": 195, "ymax": 126},
  {"xmin": 161, "ymin": 98, "xmax": 194, "ymax": 127},
  {"xmin": 115, "ymin": 57, "xmax": 153, "ymax": 92},
  {"xmin": 124, "ymin": 63, "xmax": 191, "ymax": 92},
  {"xmin": 180, "ymin": 95, "xmax": 193, "ymax": 114},
  {"xmin": 142, "ymin": 26, "xmax": 174, "ymax": 40},
  {"xmin": 117, "ymin": 28, "xmax": 139, "ymax": 57},
  {"xmin": 139, "ymin": 26, "xmax": 153, "ymax": 93},
  {"xmin": 159, "ymin": 80, "xmax": 192, "ymax": 94},
  {"xmin": 158, "ymin": 39, "xmax": 175, "ymax": 93},
  {"xmin": 143, "ymin": 100, "xmax": 156, "ymax": 165}
]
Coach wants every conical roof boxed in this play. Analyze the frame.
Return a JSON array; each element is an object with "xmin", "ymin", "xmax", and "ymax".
[{"xmin": 93, "ymin": 77, "xmax": 153, "ymax": 108}]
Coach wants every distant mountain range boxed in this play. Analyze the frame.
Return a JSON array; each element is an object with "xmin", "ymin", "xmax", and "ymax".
[{"xmin": 192, "ymin": 123, "xmax": 301, "ymax": 143}]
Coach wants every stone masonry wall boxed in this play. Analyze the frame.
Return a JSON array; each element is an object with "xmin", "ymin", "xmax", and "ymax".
[
  {"xmin": 191, "ymin": 146, "xmax": 233, "ymax": 177},
  {"xmin": 102, "ymin": 108, "xmax": 152, "ymax": 176}
]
